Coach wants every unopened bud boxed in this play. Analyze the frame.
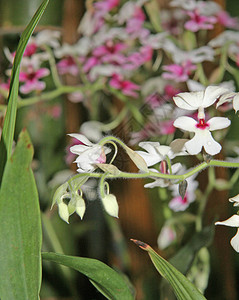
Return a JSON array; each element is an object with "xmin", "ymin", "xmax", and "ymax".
[
  {"xmin": 102, "ymin": 194, "xmax": 119, "ymax": 218},
  {"xmin": 179, "ymin": 180, "xmax": 188, "ymax": 200},
  {"xmin": 58, "ymin": 202, "xmax": 70, "ymax": 224}
]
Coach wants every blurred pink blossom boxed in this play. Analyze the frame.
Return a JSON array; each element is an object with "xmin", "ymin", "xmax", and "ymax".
[
  {"xmin": 94, "ymin": 0, "xmax": 120, "ymax": 14},
  {"xmin": 109, "ymin": 74, "xmax": 140, "ymax": 97},
  {"xmin": 57, "ymin": 56, "xmax": 79, "ymax": 76},
  {"xmin": 162, "ymin": 60, "xmax": 196, "ymax": 82},
  {"xmin": 217, "ymin": 11, "xmax": 239, "ymax": 29},
  {"xmin": 126, "ymin": 6, "xmax": 145, "ymax": 34},
  {"xmin": 185, "ymin": 9, "xmax": 217, "ymax": 32},
  {"xmin": 19, "ymin": 66, "xmax": 49, "ymax": 94},
  {"xmin": 23, "ymin": 43, "xmax": 38, "ymax": 57}
]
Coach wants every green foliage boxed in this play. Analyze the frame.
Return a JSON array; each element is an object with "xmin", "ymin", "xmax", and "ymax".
[
  {"xmin": 132, "ymin": 240, "xmax": 206, "ymax": 300},
  {"xmin": 0, "ymin": 0, "xmax": 49, "ymax": 181},
  {"xmin": 42, "ymin": 252, "xmax": 135, "ymax": 300},
  {"xmin": 0, "ymin": 130, "xmax": 42, "ymax": 300}
]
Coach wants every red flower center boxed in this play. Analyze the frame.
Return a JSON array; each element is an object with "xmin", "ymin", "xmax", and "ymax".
[{"xmin": 196, "ymin": 118, "xmax": 209, "ymax": 129}]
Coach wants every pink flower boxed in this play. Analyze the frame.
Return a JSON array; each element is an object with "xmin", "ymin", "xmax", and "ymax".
[
  {"xmin": 162, "ymin": 61, "xmax": 196, "ymax": 82},
  {"xmin": 94, "ymin": 0, "xmax": 119, "ymax": 14},
  {"xmin": 217, "ymin": 11, "xmax": 239, "ymax": 29},
  {"xmin": 160, "ymin": 120, "xmax": 175, "ymax": 135},
  {"xmin": 83, "ymin": 57, "xmax": 100, "ymax": 73},
  {"xmin": 19, "ymin": 65, "xmax": 50, "ymax": 94},
  {"xmin": 164, "ymin": 84, "xmax": 181, "ymax": 99},
  {"xmin": 92, "ymin": 41, "xmax": 127, "ymax": 65},
  {"xmin": 23, "ymin": 43, "xmax": 38, "ymax": 57},
  {"xmin": 123, "ymin": 46, "xmax": 153, "ymax": 70},
  {"xmin": 109, "ymin": 74, "xmax": 140, "ymax": 98},
  {"xmin": 57, "ymin": 56, "xmax": 78, "ymax": 76},
  {"xmin": 126, "ymin": 6, "xmax": 145, "ymax": 34},
  {"xmin": 145, "ymin": 92, "xmax": 165, "ymax": 109},
  {"xmin": 185, "ymin": 9, "xmax": 217, "ymax": 32}
]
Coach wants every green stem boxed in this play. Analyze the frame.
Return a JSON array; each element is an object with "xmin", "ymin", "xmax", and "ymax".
[
  {"xmin": 101, "ymin": 107, "xmax": 128, "ymax": 131},
  {"xmin": 43, "ymin": 45, "xmax": 62, "ymax": 88},
  {"xmin": 195, "ymin": 167, "xmax": 215, "ymax": 231},
  {"xmin": 41, "ymin": 212, "xmax": 79, "ymax": 298},
  {"xmin": 68, "ymin": 159, "xmax": 239, "ymax": 182}
]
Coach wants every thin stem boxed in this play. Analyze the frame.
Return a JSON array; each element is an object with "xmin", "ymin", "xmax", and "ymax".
[
  {"xmin": 43, "ymin": 45, "xmax": 62, "ymax": 87},
  {"xmin": 195, "ymin": 167, "xmax": 215, "ymax": 231},
  {"xmin": 101, "ymin": 107, "xmax": 128, "ymax": 131},
  {"xmin": 68, "ymin": 159, "xmax": 239, "ymax": 183}
]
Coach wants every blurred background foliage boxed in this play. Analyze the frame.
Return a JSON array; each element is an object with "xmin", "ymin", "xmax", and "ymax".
[{"xmin": 1, "ymin": 0, "xmax": 239, "ymax": 299}]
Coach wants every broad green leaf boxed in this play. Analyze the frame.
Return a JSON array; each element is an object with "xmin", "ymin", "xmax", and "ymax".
[
  {"xmin": 0, "ymin": 0, "xmax": 49, "ymax": 181},
  {"xmin": 42, "ymin": 252, "xmax": 135, "ymax": 300},
  {"xmin": 0, "ymin": 130, "xmax": 42, "ymax": 300},
  {"xmin": 131, "ymin": 240, "xmax": 206, "ymax": 300}
]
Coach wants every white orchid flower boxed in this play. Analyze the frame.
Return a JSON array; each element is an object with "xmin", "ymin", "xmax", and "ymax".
[
  {"xmin": 136, "ymin": 141, "xmax": 187, "ymax": 167},
  {"xmin": 217, "ymin": 92, "xmax": 239, "ymax": 112},
  {"xmin": 174, "ymin": 116, "xmax": 231, "ymax": 155},
  {"xmin": 69, "ymin": 134, "xmax": 111, "ymax": 173},
  {"xmin": 144, "ymin": 163, "xmax": 182, "ymax": 188},
  {"xmin": 173, "ymin": 86, "xmax": 228, "ymax": 112}
]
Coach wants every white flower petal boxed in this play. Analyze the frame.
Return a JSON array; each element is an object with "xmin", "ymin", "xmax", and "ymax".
[
  {"xmin": 231, "ymin": 229, "xmax": 239, "ymax": 252},
  {"xmin": 202, "ymin": 131, "xmax": 221, "ymax": 155},
  {"xmin": 233, "ymin": 94, "xmax": 239, "ymax": 112},
  {"xmin": 173, "ymin": 92, "xmax": 201, "ymax": 110},
  {"xmin": 187, "ymin": 80, "xmax": 204, "ymax": 92},
  {"xmin": 174, "ymin": 116, "xmax": 197, "ymax": 132},
  {"xmin": 215, "ymin": 215, "xmax": 239, "ymax": 227},
  {"xmin": 216, "ymin": 92, "xmax": 234, "ymax": 108},
  {"xmin": 171, "ymin": 163, "xmax": 182, "ymax": 174},
  {"xmin": 229, "ymin": 194, "xmax": 239, "ymax": 206},
  {"xmin": 138, "ymin": 142, "xmax": 160, "ymax": 154},
  {"xmin": 136, "ymin": 151, "xmax": 162, "ymax": 167},
  {"xmin": 202, "ymin": 86, "xmax": 228, "ymax": 108},
  {"xmin": 68, "ymin": 133, "xmax": 93, "ymax": 146},
  {"xmin": 136, "ymin": 142, "xmax": 162, "ymax": 166},
  {"xmin": 70, "ymin": 144, "xmax": 89, "ymax": 154},
  {"xmin": 185, "ymin": 133, "xmax": 204, "ymax": 155},
  {"xmin": 208, "ymin": 117, "xmax": 231, "ymax": 131},
  {"xmin": 80, "ymin": 121, "xmax": 103, "ymax": 142}
]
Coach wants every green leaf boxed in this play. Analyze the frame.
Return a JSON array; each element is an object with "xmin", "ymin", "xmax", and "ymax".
[
  {"xmin": 0, "ymin": 130, "xmax": 42, "ymax": 300},
  {"xmin": 42, "ymin": 252, "xmax": 135, "ymax": 300},
  {"xmin": 0, "ymin": 0, "xmax": 49, "ymax": 181},
  {"xmin": 131, "ymin": 240, "xmax": 206, "ymax": 300}
]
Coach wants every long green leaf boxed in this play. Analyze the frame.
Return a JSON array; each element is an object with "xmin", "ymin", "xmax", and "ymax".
[
  {"xmin": 42, "ymin": 252, "xmax": 135, "ymax": 300},
  {"xmin": 131, "ymin": 240, "xmax": 206, "ymax": 300},
  {"xmin": 0, "ymin": 130, "xmax": 42, "ymax": 300},
  {"xmin": 0, "ymin": 0, "xmax": 49, "ymax": 181}
]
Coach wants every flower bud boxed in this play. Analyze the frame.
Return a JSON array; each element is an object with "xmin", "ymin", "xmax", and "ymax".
[
  {"xmin": 179, "ymin": 180, "xmax": 188, "ymax": 200},
  {"xmin": 102, "ymin": 194, "xmax": 119, "ymax": 218},
  {"xmin": 58, "ymin": 201, "xmax": 70, "ymax": 224},
  {"xmin": 75, "ymin": 196, "xmax": 86, "ymax": 219}
]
